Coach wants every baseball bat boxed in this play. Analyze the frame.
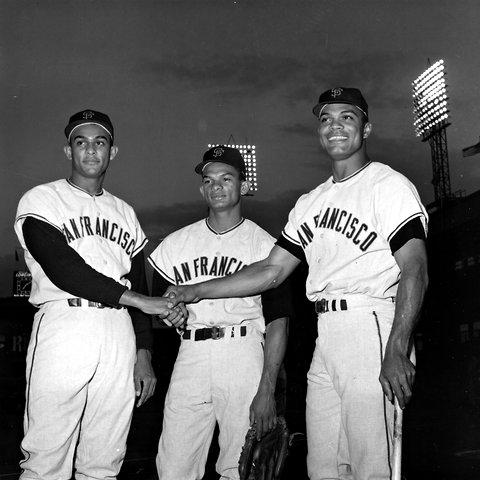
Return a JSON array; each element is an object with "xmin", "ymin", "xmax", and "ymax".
[{"xmin": 392, "ymin": 396, "xmax": 403, "ymax": 480}]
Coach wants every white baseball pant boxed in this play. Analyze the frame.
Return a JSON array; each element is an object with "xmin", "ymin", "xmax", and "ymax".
[
  {"xmin": 306, "ymin": 300, "xmax": 396, "ymax": 480},
  {"xmin": 20, "ymin": 301, "xmax": 136, "ymax": 480},
  {"xmin": 156, "ymin": 326, "xmax": 264, "ymax": 480}
]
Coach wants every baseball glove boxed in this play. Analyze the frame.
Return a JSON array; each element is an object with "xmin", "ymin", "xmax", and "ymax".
[{"xmin": 238, "ymin": 416, "xmax": 289, "ymax": 480}]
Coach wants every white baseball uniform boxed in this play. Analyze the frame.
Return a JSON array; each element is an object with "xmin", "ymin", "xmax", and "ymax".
[
  {"xmin": 148, "ymin": 218, "xmax": 275, "ymax": 480},
  {"xmin": 280, "ymin": 162, "xmax": 428, "ymax": 479},
  {"xmin": 14, "ymin": 178, "xmax": 147, "ymax": 480}
]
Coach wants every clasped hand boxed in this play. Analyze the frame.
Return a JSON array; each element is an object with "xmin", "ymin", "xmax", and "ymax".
[{"xmin": 137, "ymin": 295, "xmax": 188, "ymax": 328}]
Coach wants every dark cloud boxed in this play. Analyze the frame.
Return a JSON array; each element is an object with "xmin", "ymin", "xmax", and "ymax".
[
  {"xmin": 280, "ymin": 122, "xmax": 314, "ymax": 138},
  {"xmin": 139, "ymin": 48, "xmax": 418, "ymax": 114},
  {"xmin": 140, "ymin": 53, "xmax": 305, "ymax": 101},
  {"xmin": 303, "ymin": 51, "xmax": 417, "ymax": 112}
]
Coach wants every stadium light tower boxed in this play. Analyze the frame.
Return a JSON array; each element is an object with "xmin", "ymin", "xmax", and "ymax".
[
  {"xmin": 412, "ymin": 59, "xmax": 451, "ymax": 205},
  {"xmin": 208, "ymin": 140, "xmax": 258, "ymax": 195}
]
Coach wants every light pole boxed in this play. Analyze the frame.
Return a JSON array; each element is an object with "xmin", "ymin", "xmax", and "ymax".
[{"xmin": 412, "ymin": 59, "xmax": 451, "ymax": 207}]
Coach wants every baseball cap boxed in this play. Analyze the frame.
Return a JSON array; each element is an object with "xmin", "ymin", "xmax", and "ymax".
[
  {"xmin": 195, "ymin": 146, "xmax": 246, "ymax": 176},
  {"xmin": 64, "ymin": 109, "xmax": 114, "ymax": 142},
  {"xmin": 312, "ymin": 87, "xmax": 368, "ymax": 120}
]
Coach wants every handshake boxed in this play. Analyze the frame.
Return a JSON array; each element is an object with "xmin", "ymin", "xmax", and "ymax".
[
  {"xmin": 119, "ymin": 284, "xmax": 199, "ymax": 329},
  {"xmin": 157, "ymin": 284, "xmax": 198, "ymax": 328}
]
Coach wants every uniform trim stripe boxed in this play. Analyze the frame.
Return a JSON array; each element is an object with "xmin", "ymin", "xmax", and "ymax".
[
  {"xmin": 332, "ymin": 161, "xmax": 372, "ymax": 184},
  {"xmin": 16, "ymin": 213, "xmax": 63, "ymax": 233},
  {"xmin": 24, "ymin": 313, "xmax": 45, "ymax": 431},
  {"xmin": 66, "ymin": 178, "xmax": 104, "ymax": 197},
  {"xmin": 147, "ymin": 256, "xmax": 175, "ymax": 284},
  {"xmin": 387, "ymin": 212, "xmax": 426, "ymax": 243},
  {"xmin": 281, "ymin": 230, "xmax": 301, "ymax": 247},
  {"xmin": 131, "ymin": 237, "xmax": 148, "ymax": 258},
  {"xmin": 373, "ymin": 311, "xmax": 393, "ymax": 463},
  {"xmin": 205, "ymin": 217, "xmax": 245, "ymax": 235}
]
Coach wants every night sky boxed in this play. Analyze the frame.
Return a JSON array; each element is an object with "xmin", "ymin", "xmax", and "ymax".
[{"xmin": 2, "ymin": 0, "xmax": 480, "ymax": 297}]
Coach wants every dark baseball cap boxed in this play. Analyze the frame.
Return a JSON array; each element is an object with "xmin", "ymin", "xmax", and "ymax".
[
  {"xmin": 64, "ymin": 109, "xmax": 114, "ymax": 142},
  {"xmin": 312, "ymin": 87, "xmax": 368, "ymax": 120},
  {"xmin": 195, "ymin": 146, "xmax": 246, "ymax": 176}
]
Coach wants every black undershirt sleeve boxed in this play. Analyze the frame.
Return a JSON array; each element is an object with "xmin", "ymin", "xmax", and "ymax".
[
  {"xmin": 275, "ymin": 235, "xmax": 306, "ymax": 264},
  {"xmin": 23, "ymin": 216, "xmax": 153, "ymax": 351},
  {"xmin": 22, "ymin": 216, "xmax": 127, "ymax": 305},
  {"xmin": 261, "ymin": 275, "xmax": 294, "ymax": 325},
  {"xmin": 389, "ymin": 217, "xmax": 426, "ymax": 254}
]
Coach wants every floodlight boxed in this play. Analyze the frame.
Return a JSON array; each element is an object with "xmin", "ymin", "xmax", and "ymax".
[
  {"xmin": 412, "ymin": 59, "xmax": 450, "ymax": 140},
  {"xmin": 412, "ymin": 59, "xmax": 452, "ymax": 204},
  {"xmin": 207, "ymin": 143, "xmax": 258, "ymax": 193}
]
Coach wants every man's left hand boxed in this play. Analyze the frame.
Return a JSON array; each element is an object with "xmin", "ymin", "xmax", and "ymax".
[
  {"xmin": 379, "ymin": 348, "xmax": 415, "ymax": 409},
  {"xmin": 134, "ymin": 348, "xmax": 157, "ymax": 407},
  {"xmin": 249, "ymin": 388, "xmax": 277, "ymax": 441}
]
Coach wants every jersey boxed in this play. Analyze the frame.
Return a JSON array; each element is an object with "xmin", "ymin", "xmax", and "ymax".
[
  {"xmin": 281, "ymin": 161, "xmax": 428, "ymax": 302},
  {"xmin": 15, "ymin": 178, "xmax": 147, "ymax": 306},
  {"xmin": 148, "ymin": 218, "xmax": 275, "ymax": 332}
]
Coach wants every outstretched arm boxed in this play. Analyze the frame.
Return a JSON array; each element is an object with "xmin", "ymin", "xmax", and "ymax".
[
  {"xmin": 22, "ymin": 216, "xmax": 183, "ymax": 320},
  {"xmin": 379, "ymin": 237, "xmax": 428, "ymax": 409},
  {"xmin": 119, "ymin": 289, "xmax": 185, "ymax": 321},
  {"xmin": 166, "ymin": 245, "xmax": 301, "ymax": 304}
]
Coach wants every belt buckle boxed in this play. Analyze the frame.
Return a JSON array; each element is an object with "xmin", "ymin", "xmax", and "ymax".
[
  {"xmin": 210, "ymin": 326, "xmax": 224, "ymax": 340},
  {"xmin": 88, "ymin": 301, "xmax": 105, "ymax": 309},
  {"xmin": 317, "ymin": 298, "xmax": 328, "ymax": 314}
]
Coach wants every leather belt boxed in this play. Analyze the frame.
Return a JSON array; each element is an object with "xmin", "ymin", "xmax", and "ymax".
[
  {"xmin": 315, "ymin": 298, "xmax": 348, "ymax": 314},
  {"xmin": 182, "ymin": 326, "xmax": 247, "ymax": 341},
  {"xmin": 67, "ymin": 298, "xmax": 123, "ymax": 309}
]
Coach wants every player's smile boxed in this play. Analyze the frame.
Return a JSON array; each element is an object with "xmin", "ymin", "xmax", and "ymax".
[
  {"xmin": 211, "ymin": 192, "xmax": 226, "ymax": 200},
  {"xmin": 208, "ymin": 188, "xmax": 229, "ymax": 205},
  {"xmin": 317, "ymin": 103, "xmax": 371, "ymax": 160},
  {"xmin": 327, "ymin": 133, "xmax": 349, "ymax": 142}
]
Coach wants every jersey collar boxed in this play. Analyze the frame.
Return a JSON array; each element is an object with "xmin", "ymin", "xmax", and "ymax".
[
  {"xmin": 205, "ymin": 217, "xmax": 245, "ymax": 235},
  {"xmin": 66, "ymin": 178, "xmax": 104, "ymax": 197},
  {"xmin": 332, "ymin": 161, "xmax": 372, "ymax": 184}
]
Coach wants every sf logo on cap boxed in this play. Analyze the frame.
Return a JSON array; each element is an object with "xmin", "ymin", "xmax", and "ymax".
[
  {"xmin": 82, "ymin": 111, "xmax": 94, "ymax": 120},
  {"xmin": 331, "ymin": 88, "xmax": 343, "ymax": 98},
  {"xmin": 213, "ymin": 147, "xmax": 224, "ymax": 158}
]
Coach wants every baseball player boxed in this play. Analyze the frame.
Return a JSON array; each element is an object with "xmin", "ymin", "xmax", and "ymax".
[
  {"xmin": 14, "ymin": 109, "xmax": 186, "ymax": 480},
  {"xmin": 148, "ymin": 146, "xmax": 292, "ymax": 480},
  {"xmin": 166, "ymin": 88, "xmax": 429, "ymax": 479}
]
